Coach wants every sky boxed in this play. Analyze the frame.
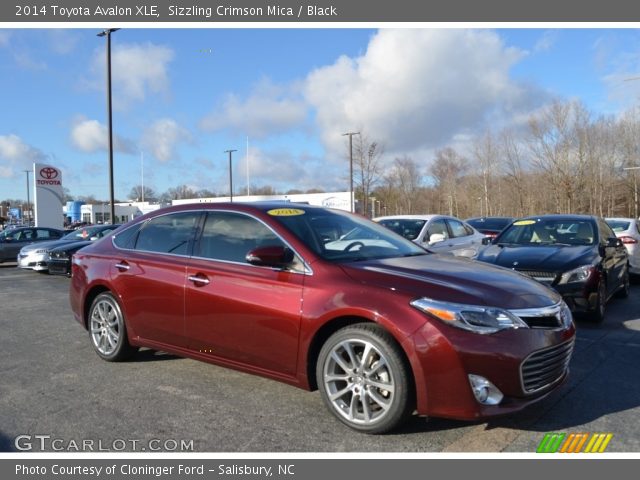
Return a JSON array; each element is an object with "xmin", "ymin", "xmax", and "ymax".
[{"xmin": 1, "ymin": 27, "xmax": 640, "ymax": 202}]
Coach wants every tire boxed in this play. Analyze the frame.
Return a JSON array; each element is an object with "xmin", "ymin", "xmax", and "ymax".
[
  {"xmin": 316, "ymin": 323, "xmax": 413, "ymax": 434},
  {"xmin": 88, "ymin": 292, "xmax": 137, "ymax": 362},
  {"xmin": 588, "ymin": 280, "xmax": 607, "ymax": 323},
  {"xmin": 615, "ymin": 265, "xmax": 630, "ymax": 299}
]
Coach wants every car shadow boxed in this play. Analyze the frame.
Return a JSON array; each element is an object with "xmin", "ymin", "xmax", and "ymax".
[{"xmin": 131, "ymin": 348, "xmax": 182, "ymax": 363}]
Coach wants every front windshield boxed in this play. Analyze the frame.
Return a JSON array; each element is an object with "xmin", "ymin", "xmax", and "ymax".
[
  {"xmin": 497, "ymin": 218, "xmax": 597, "ymax": 246},
  {"xmin": 270, "ymin": 207, "xmax": 426, "ymax": 262}
]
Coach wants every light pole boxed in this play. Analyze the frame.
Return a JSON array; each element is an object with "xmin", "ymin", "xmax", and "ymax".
[
  {"xmin": 24, "ymin": 170, "xmax": 31, "ymax": 225},
  {"xmin": 225, "ymin": 149, "xmax": 237, "ymax": 202},
  {"xmin": 342, "ymin": 131, "xmax": 360, "ymax": 213},
  {"xmin": 97, "ymin": 28, "xmax": 119, "ymax": 227}
]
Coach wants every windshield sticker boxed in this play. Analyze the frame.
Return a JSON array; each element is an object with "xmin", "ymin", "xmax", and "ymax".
[
  {"xmin": 513, "ymin": 220, "xmax": 536, "ymax": 226},
  {"xmin": 267, "ymin": 208, "xmax": 305, "ymax": 217}
]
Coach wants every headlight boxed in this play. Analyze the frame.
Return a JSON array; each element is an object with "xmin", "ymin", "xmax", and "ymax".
[
  {"xmin": 410, "ymin": 298, "xmax": 529, "ymax": 334},
  {"xmin": 558, "ymin": 265, "xmax": 594, "ymax": 284}
]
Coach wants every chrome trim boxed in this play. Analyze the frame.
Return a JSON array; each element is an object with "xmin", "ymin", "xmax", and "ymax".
[
  {"xmin": 110, "ymin": 208, "xmax": 314, "ymax": 276},
  {"xmin": 508, "ymin": 301, "xmax": 571, "ymax": 330},
  {"xmin": 188, "ymin": 275, "xmax": 210, "ymax": 285},
  {"xmin": 114, "ymin": 263, "xmax": 130, "ymax": 271}
]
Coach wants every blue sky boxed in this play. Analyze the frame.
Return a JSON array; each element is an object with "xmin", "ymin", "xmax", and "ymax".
[{"xmin": 1, "ymin": 28, "xmax": 640, "ymax": 202}]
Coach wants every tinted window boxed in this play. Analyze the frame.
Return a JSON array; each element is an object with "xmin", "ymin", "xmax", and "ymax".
[
  {"xmin": 134, "ymin": 212, "xmax": 199, "ymax": 255},
  {"xmin": 113, "ymin": 223, "xmax": 143, "ymax": 249},
  {"xmin": 448, "ymin": 219, "xmax": 469, "ymax": 238},
  {"xmin": 36, "ymin": 229, "xmax": 58, "ymax": 240},
  {"xmin": 197, "ymin": 212, "xmax": 285, "ymax": 264},
  {"xmin": 598, "ymin": 219, "xmax": 614, "ymax": 244}
]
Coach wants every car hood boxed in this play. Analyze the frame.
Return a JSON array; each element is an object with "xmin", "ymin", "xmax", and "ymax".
[
  {"xmin": 477, "ymin": 244, "xmax": 597, "ymax": 272},
  {"xmin": 20, "ymin": 238, "xmax": 75, "ymax": 253},
  {"xmin": 50, "ymin": 240, "xmax": 91, "ymax": 252},
  {"xmin": 339, "ymin": 254, "xmax": 561, "ymax": 310}
]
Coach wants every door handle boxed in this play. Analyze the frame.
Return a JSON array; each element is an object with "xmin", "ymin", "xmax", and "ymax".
[
  {"xmin": 115, "ymin": 261, "xmax": 130, "ymax": 272},
  {"xmin": 188, "ymin": 274, "xmax": 210, "ymax": 286}
]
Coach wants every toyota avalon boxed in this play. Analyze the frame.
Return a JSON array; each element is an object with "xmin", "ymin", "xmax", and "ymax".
[{"xmin": 70, "ymin": 203, "xmax": 575, "ymax": 433}]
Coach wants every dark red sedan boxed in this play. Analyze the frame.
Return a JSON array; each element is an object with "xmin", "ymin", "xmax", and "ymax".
[{"xmin": 70, "ymin": 203, "xmax": 575, "ymax": 433}]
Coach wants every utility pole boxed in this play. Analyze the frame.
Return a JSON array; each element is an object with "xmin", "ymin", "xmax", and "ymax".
[
  {"xmin": 225, "ymin": 149, "xmax": 237, "ymax": 202},
  {"xmin": 24, "ymin": 170, "xmax": 31, "ymax": 225},
  {"xmin": 342, "ymin": 132, "xmax": 360, "ymax": 213}
]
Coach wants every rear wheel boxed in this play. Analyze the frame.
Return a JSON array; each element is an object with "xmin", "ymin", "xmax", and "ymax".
[
  {"xmin": 316, "ymin": 323, "xmax": 413, "ymax": 434},
  {"xmin": 589, "ymin": 280, "xmax": 607, "ymax": 323},
  {"xmin": 88, "ymin": 292, "xmax": 137, "ymax": 362},
  {"xmin": 615, "ymin": 265, "xmax": 630, "ymax": 299}
]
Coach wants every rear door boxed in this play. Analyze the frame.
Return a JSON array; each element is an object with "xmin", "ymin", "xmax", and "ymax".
[
  {"xmin": 109, "ymin": 211, "xmax": 201, "ymax": 347},
  {"xmin": 185, "ymin": 211, "xmax": 305, "ymax": 376}
]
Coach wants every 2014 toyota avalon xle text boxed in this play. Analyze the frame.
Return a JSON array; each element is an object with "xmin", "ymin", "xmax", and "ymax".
[{"xmin": 69, "ymin": 203, "xmax": 575, "ymax": 433}]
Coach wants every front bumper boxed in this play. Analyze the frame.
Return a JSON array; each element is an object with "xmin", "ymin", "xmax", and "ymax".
[
  {"xmin": 408, "ymin": 319, "xmax": 575, "ymax": 420},
  {"xmin": 17, "ymin": 253, "xmax": 49, "ymax": 271},
  {"xmin": 47, "ymin": 258, "xmax": 71, "ymax": 276}
]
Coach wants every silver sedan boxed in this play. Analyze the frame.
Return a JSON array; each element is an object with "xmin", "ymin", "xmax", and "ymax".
[{"xmin": 606, "ymin": 217, "xmax": 640, "ymax": 276}]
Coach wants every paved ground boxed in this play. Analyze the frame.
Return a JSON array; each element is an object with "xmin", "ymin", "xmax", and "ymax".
[{"xmin": 1, "ymin": 263, "xmax": 639, "ymax": 452}]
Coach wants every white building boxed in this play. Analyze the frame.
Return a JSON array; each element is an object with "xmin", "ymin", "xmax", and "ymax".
[{"xmin": 74, "ymin": 202, "xmax": 166, "ymax": 225}]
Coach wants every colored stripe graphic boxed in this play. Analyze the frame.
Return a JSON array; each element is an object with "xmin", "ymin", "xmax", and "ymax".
[
  {"xmin": 537, "ymin": 433, "xmax": 613, "ymax": 453},
  {"xmin": 536, "ymin": 433, "xmax": 566, "ymax": 453}
]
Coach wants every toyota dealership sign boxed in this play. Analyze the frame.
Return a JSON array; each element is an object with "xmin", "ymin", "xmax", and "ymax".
[{"xmin": 34, "ymin": 163, "xmax": 64, "ymax": 229}]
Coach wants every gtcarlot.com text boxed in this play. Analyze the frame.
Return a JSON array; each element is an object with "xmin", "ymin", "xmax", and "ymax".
[{"xmin": 14, "ymin": 434, "xmax": 194, "ymax": 452}]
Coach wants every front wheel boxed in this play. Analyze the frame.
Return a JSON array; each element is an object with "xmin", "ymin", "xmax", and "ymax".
[
  {"xmin": 88, "ymin": 292, "xmax": 137, "ymax": 362},
  {"xmin": 316, "ymin": 323, "xmax": 413, "ymax": 434}
]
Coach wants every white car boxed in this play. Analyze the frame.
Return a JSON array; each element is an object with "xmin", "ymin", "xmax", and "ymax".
[
  {"xmin": 606, "ymin": 217, "xmax": 640, "ymax": 275},
  {"xmin": 17, "ymin": 224, "xmax": 120, "ymax": 271},
  {"xmin": 374, "ymin": 214, "xmax": 487, "ymax": 258}
]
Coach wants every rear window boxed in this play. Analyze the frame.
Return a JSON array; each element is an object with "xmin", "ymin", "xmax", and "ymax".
[{"xmin": 606, "ymin": 220, "xmax": 631, "ymax": 232}]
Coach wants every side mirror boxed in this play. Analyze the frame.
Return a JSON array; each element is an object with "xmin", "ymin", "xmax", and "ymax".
[
  {"xmin": 246, "ymin": 245, "xmax": 294, "ymax": 268},
  {"xmin": 428, "ymin": 233, "xmax": 446, "ymax": 245},
  {"xmin": 606, "ymin": 237, "xmax": 622, "ymax": 248},
  {"xmin": 482, "ymin": 236, "xmax": 493, "ymax": 246}
]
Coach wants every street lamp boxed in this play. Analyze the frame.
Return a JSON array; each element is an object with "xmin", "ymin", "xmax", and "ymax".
[
  {"xmin": 225, "ymin": 149, "xmax": 237, "ymax": 202},
  {"xmin": 342, "ymin": 131, "xmax": 360, "ymax": 213},
  {"xmin": 24, "ymin": 170, "xmax": 31, "ymax": 225},
  {"xmin": 97, "ymin": 28, "xmax": 120, "ymax": 227}
]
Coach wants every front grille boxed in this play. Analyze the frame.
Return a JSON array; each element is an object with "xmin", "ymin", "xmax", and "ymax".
[
  {"xmin": 521, "ymin": 339, "xmax": 574, "ymax": 394},
  {"xmin": 516, "ymin": 269, "xmax": 557, "ymax": 283},
  {"xmin": 518, "ymin": 315, "xmax": 562, "ymax": 328}
]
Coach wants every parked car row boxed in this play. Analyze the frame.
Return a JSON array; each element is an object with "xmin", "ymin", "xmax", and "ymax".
[
  {"xmin": 6, "ymin": 205, "xmax": 637, "ymax": 434},
  {"xmin": 6, "ymin": 225, "xmax": 120, "ymax": 275}
]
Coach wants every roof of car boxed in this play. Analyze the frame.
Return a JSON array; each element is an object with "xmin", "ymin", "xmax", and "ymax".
[
  {"xmin": 373, "ymin": 214, "xmax": 444, "ymax": 221},
  {"xmin": 519, "ymin": 214, "xmax": 597, "ymax": 221}
]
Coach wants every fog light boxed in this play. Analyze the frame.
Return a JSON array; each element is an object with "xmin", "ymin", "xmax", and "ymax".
[{"xmin": 468, "ymin": 374, "xmax": 504, "ymax": 405}]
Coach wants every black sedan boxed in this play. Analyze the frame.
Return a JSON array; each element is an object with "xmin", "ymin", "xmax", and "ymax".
[
  {"xmin": 476, "ymin": 215, "xmax": 629, "ymax": 322},
  {"xmin": 47, "ymin": 240, "xmax": 91, "ymax": 276},
  {"xmin": 465, "ymin": 216, "xmax": 514, "ymax": 238}
]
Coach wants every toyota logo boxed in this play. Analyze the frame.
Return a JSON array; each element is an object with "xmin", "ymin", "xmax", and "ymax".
[{"xmin": 40, "ymin": 167, "xmax": 59, "ymax": 180}]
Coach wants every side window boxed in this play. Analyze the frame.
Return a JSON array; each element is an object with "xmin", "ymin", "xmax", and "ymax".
[
  {"xmin": 16, "ymin": 230, "xmax": 33, "ymax": 241},
  {"xmin": 36, "ymin": 229, "xmax": 52, "ymax": 240},
  {"xmin": 197, "ymin": 212, "xmax": 285, "ymax": 264},
  {"xmin": 426, "ymin": 219, "xmax": 449, "ymax": 240},
  {"xmin": 463, "ymin": 224, "xmax": 475, "ymax": 236},
  {"xmin": 134, "ymin": 212, "xmax": 200, "ymax": 255},
  {"xmin": 448, "ymin": 219, "xmax": 469, "ymax": 238},
  {"xmin": 113, "ymin": 223, "xmax": 143, "ymax": 249},
  {"xmin": 598, "ymin": 220, "xmax": 615, "ymax": 244}
]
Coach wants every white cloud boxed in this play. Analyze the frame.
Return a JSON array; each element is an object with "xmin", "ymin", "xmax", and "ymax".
[
  {"xmin": 91, "ymin": 42, "xmax": 174, "ymax": 106},
  {"xmin": 200, "ymin": 79, "xmax": 307, "ymax": 138},
  {"xmin": 0, "ymin": 134, "xmax": 47, "ymax": 178},
  {"xmin": 141, "ymin": 118, "xmax": 191, "ymax": 163},
  {"xmin": 0, "ymin": 31, "xmax": 11, "ymax": 48},
  {"xmin": 48, "ymin": 29, "xmax": 80, "ymax": 55},
  {"xmin": 304, "ymin": 29, "xmax": 540, "ymax": 157},
  {"xmin": 534, "ymin": 30, "xmax": 559, "ymax": 53},
  {"xmin": 70, "ymin": 117, "xmax": 135, "ymax": 154}
]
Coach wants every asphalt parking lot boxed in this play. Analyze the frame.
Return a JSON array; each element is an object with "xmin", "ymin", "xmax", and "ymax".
[{"xmin": 1, "ymin": 263, "xmax": 639, "ymax": 452}]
